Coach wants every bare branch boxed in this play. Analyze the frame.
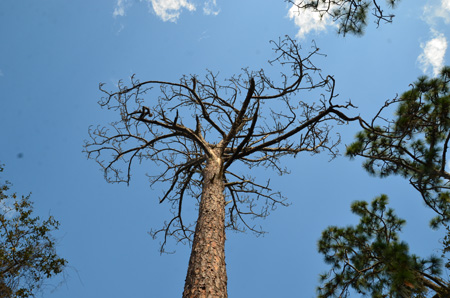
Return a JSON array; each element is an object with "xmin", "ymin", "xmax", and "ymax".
[{"xmin": 85, "ymin": 36, "xmax": 356, "ymax": 251}]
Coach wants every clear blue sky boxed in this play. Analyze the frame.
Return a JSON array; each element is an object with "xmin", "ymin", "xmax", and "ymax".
[{"xmin": 1, "ymin": 0, "xmax": 449, "ymax": 297}]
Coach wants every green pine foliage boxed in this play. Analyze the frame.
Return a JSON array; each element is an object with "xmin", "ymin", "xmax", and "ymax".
[
  {"xmin": 0, "ymin": 164, "xmax": 66, "ymax": 297},
  {"xmin": 346, "ymin": 67, "xmax": 450, "ymax": 225},
  {"xmin": 318, "ymin": 195, "xmax": 448, "ymax": 298},
  {"xmin": 320, "ymin": 68, "xmax": 450, "ymax": 297}
]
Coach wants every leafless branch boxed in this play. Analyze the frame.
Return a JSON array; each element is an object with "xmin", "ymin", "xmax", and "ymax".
[{"xmin": 84, "ymin": 36, "xmax": 357, "ymax": 251}]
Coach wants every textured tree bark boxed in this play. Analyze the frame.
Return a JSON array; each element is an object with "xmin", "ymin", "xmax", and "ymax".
[{"xmin": 183, "ymin": 151, "xmax": 227, "ymax": 298}]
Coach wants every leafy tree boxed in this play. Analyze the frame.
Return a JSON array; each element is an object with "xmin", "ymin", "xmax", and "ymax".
[
  {"xmin": 84, "ymin": 37, "xmax": 357, "ymax": 298},
  {"xmin": 287, "ymin": 0, "xmax": 401, "ymax": 36},
  {"xmin": 346, "ymin": 67, "xmax": 450, "ymax": 225},
  {"xmin": 0, "ymin": 164, "xmax": 66, "ymax": 298},
  {"xmin": 319, "ymin": 68, "xmax": 450, "ymax": 297},
  {"xmin": 318, "ymin": 195, "xmax": 450, "ymax": 298}
]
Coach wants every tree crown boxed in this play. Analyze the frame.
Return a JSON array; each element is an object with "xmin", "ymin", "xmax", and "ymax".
[
  {"xmin": 0, "ymin": 164, "xmax": 66, "ymax": 298},
  {"xmin": 346, "ymin": 67, "xmax": 450, "ymax": 225},
  {"xmin": 85, "ymin": 37, "xmax": 356, "ymax": 252},
  {"xmin": 318, "ymin": 195, "xmax": 447, "ymax": 298}
]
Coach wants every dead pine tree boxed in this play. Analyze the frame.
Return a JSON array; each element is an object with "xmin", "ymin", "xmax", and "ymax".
[{"xmin": 84, "ymin": 36, "xmax": 357, "ymax": 298}]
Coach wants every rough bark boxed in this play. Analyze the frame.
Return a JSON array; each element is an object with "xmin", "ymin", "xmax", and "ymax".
[{"xmin": 183, "ymin": 150, "xmax": 227, "ymax": 298}]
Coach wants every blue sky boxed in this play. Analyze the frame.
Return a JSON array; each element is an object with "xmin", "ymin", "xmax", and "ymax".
[{"xmin": 1, "ymin": 0, "xmax": 450, "ymax": 297}]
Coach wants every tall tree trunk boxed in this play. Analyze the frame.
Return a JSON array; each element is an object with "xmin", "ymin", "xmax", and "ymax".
[{"xmin": 183, "ymin": 152, "xmax": 227, "ymax": 298}]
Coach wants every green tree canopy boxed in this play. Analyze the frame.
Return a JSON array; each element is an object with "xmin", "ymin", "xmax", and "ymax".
[
  {"xmin": 320, "ymin": 68, "xmax": 450, "ymax": 297},
  {"xmin": 318, "ymin": 195, "xmax": 450, "ymax": 298},
  {"xmin": 347, "ymin": 67, "xmax": 450, "ymax": 225},
  {"xmin": 0, "ymin": 164, "xmax": 66, "ymax": 298}
]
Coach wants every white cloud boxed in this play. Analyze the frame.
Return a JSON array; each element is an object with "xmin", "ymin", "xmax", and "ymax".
[
  {"xmin": 203, "ymin": 0, "xmax": 220, "ymax": 16},
  {"xmin": 418, "ymin": 30, "xmax": 448, "ymax": 77},
  {"xmin": 113, "ymin": 0, "xmax": 130, "ymax": 17},
  {"xmin": 112, "ymin": 0, "xmax": 219, "ymax": 22},
  {"xmin": 150, "ymin": 0, "xmax": 196, "ymax": 22},
  {"xmin": 440, "ymin": 0, "xmax": 450, "ymax": 22},
  {"xmin": 444, "ymin": 0, "xmax": 450, "ymax": 10},
  {"xmin": 423, "ymin": 0, "xmax": 450, "ymax": 24},
  {"xmin": 287, "ymin": 2, "xmax": 336, "ymax": 39}
]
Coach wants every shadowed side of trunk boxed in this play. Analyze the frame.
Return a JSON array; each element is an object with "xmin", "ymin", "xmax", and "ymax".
[{"xmin": 183, "ymin": 152, "xmax": 227, "ymax": 298}]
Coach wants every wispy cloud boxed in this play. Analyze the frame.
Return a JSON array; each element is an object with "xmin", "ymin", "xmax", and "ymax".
[
  {"xmin": 149, "ymin": 0, "xmax": 196, "ymax": 22},
  {"xmin": 418, "ymin": 0, "xmax": 449, "ymax": 76},
  {"xmin": 113, "ymin": 0, "xmax": 129, "ymax": 17},
  {"xmin": 203, "ymin": 0, "xmax": 220, "ymax": 16},
  {"xmin": 198, "ymin": 30, "xmax": 210, "ymax": 41},
  {"xmin": 423, "ymin": 0, "xmax": 450, "ymax": 25},
  {"xmin": 113, "ymin": 0, "xmax": 220, "ymax": 22},
  {"xmin": 287, "ymin": 2, "xmax": 336, "ymax": 39},
  {"xmin": 418, "ymin": 30, "xmax": 448, "ymax": 77}
]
